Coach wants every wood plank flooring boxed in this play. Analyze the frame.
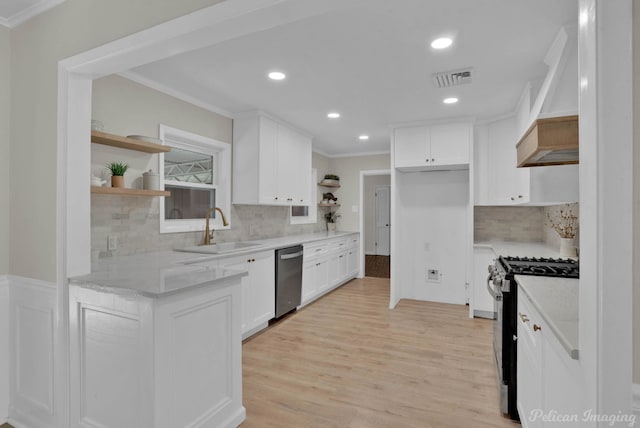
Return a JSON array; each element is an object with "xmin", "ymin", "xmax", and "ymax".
[
  {"xmin": 365, "ymin": 255, "xmax": 390, "ymax": 278},
  {"xmin": 242, "ymin": 277, "xmax": 519, "ymax": 427}
]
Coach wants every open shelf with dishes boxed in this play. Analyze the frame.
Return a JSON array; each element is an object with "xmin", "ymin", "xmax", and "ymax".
[
  {"xmin": 91, "ymin": 130, "xmax": 170, "ymax": 153},
  {"xmin": 91, "ymin": 130, "xmax": 171, "ymax": 197}
]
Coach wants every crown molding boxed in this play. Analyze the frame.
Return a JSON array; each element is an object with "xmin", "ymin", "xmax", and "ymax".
[{"xmin": 0, "ymin": 0, "xmax": 66, "ymax": 29}]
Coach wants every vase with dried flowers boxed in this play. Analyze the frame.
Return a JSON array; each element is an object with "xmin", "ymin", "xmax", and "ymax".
[{"xmin": 546, "ymin": 204, "xmax": 578, "ymax": 257}]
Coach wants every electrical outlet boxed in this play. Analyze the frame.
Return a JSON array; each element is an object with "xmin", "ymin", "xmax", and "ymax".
[
  {"xmin": 108, "ymin": 235, "xmax": 118, "ymax": 250},
  {"xmin": 427, "ymin": 269, "xmax": 440, "ymax": 282},
  {"xmin": 249, "ymin": 224, "xmax": 256, "ymax": 236}
]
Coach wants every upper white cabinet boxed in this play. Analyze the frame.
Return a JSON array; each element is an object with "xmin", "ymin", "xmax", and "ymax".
[
  {"xmin": 474, "ymin": 115, "xmax": 578, "ymax": 206},
  {"xmin": 393, "ymin": 122, "xmax": 471, "ymax": 172},
  {"xmin": 233, "ymin": 112, "xmax": 312, "ymax": 206}
]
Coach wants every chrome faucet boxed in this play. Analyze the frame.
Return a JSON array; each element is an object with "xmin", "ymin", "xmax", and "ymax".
[{"xmin": 202, "ymin": 207, "xmax": 229, "ymax": 245}]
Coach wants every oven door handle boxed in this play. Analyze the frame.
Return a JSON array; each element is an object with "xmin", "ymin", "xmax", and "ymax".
[{"xmin": 486, "ymin": 275, "xmax": 503, "ymax": 301}]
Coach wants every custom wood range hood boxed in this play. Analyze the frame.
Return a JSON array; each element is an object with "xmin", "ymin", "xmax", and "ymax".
[{"xmin": 516, "ymin": 115, "xmax": 579, "ymax": 167}]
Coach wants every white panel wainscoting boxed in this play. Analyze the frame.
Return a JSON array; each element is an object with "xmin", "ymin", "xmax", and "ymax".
[
  {"xmin": 0, "ymin": 275, "xmax": 8, "ymax": 424},
  {"xmin": 8, "ymin": 276, "xmax": 57, "ymax": 428}
]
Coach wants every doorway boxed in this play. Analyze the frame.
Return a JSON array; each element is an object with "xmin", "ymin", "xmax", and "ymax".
[{"xmin": 361, "ymin": 172, "xmax": 391, "ymax": 278}]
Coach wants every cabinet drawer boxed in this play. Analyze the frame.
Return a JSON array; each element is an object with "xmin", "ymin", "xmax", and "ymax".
[
  {"xmin": 347, "ymin": 235, "xmax": 359, "ymax": 248},
  {"xmin": 304, "ymin": 242, "xmax": 329, "ymax": 259},
  {"xmin": 328, "ymin": 238, "xmax": 349, "ymax": 252}
]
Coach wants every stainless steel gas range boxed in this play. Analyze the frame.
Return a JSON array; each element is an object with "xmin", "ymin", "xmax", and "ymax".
[{"xmin": 487, "ymin": 256, "xmax": 579, "ymax": 421}]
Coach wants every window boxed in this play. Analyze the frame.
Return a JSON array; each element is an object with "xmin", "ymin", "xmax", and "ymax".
[
  {"xmin": 159, "ymin": 125, "xmax": 231, "ymax": 234},
  {"xmin": 290, "ymin": 169, "xmax": 317, "ymax": 224}
]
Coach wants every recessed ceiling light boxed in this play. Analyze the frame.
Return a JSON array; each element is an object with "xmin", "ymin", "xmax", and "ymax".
[
  {"xmin": 443, "ymin": 97, "xmax": 459, "ymax": 104},
  {"xmin": 268, "ymin": 71, "xmax": 286, "ymax": 80},
  {"xmin": 358, "ymin": 135, "xmax": 369, "ymax": 141},
  {"xmin": 431, "ymin": 37, "xmax": 453, "ymax": 49},
  {"xmin": 327, "ymin": 112, "xmax": 341, "ymax": 119}
]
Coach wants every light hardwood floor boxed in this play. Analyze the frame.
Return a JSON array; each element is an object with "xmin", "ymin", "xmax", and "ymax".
[{"xmin": 242, "ymin": 277, "xmax": 519, "ymax": 427}]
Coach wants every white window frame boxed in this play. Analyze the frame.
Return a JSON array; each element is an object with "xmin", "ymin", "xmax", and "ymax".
[
  {"xmin": 290, "ymin": 168, "xmax": 318, "ymax": 225},
  {"xmin": 159, "ymin": 124, "xmax": 231, "ymax": 234}
]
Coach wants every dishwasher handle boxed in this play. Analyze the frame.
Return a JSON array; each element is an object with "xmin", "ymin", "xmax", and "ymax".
[{"xmin": 280, "ymin": 251, "xmax": 303, "ymax": 260}]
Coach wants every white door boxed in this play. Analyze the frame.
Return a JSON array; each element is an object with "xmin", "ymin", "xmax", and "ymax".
[{"xmin": 375, "ymin": 186, "xmax": 391, "ymax": 256}]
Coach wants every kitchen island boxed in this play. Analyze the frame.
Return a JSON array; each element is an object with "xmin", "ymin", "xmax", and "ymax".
[{"xmin": 69, "ymin": 252, "xmax": 248, "ymax": 428}]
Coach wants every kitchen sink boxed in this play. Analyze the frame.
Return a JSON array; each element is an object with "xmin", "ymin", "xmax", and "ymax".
[{"xmin": 176, "ymin": 241, "xmax": 266, "ymax": 255}]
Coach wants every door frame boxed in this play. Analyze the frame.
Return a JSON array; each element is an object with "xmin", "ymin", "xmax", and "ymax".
[
  {"xmin": 358, "ymin": 169, "xmax": 391, "ymax": 278},
  {"xmin": 373, "ymin": 185, "xmax": 390, "ymax": 256}
]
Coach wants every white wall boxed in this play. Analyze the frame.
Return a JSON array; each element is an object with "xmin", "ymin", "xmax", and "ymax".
[
  {"xmin": 394, "ymin": 170, "xmax": 469, "ymax": 305},
  {"xmin": 363, "ymin": 175, "xmax": 390, "ymax": 254},
  {"xmin": 0, "ymin": 26, "xmax": 9, "ymax": 276},
  {"xmin": 329, "ymin": 154, "xmax": 390, "ymax": 232},
  {"xmin": 9, "ymin": 0, "xmax": 226, "ymax": 282}
]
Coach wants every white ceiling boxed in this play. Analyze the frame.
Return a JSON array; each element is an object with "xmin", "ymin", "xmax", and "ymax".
[
  {"xmin": 0, "ymin": 0, "xmax": 64, "ymax": 28},
  {"xmin": 129, "ymin": 0, "xmax": 577, "ymax": 156}
]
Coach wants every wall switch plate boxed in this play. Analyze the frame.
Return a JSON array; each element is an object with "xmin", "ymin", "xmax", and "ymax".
[
  {"xmin": 249, "ymin": 224, "xmax": 256, "ymax": 236},
  {"xmin": 427, "ymin": 269, "xmax": 440, "ymax": 282},
  {"xmin": 352, "ymin": 205, "xmax": 359, "ymax": 213},
  {"xmin": 108, "ymin": 235, "xmax": 118, "ymax": 250}
]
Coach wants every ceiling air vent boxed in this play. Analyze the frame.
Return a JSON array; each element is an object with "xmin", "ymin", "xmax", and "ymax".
[{"xmin": 433, "ymin": 68, "xmax": 473, "ymax": 88}]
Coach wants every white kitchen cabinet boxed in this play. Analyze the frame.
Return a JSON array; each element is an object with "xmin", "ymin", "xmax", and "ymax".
[
  {"xmin": 233, "ymin": 112, "xmax": 312, "ymax": 206},
  {"xmin": 301, "ymin": 234, "xmax": 359, "ymax": 307},
  {"xmin": 393, "ymin": 122, "xmax": 471, "ymax": 172},
  {"xmin": 517, "ymin": 288, "xmax": 582, "ymax": 427},
  {"xmin": 302, "ymin": 257, "xmax": 329, "ymax": 304},
  {"xmin": 474, "ymin": 115, "xmax": 579, "ymax": 206},
  {"xmin": 218, "ymin": 250, "xmax": 275, "ymax": 338},
  {"xmin": 69, "ymin": 273, "xmax": 245, "ymax": 428}
]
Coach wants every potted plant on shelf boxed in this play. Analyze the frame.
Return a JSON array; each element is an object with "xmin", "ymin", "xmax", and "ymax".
[
  {"xmin": 546, "ymin": 203, "xmax": 578, "ymax": 257},
  {"xmin": 325, "ymin": 211, "xmax": 341, "ymax": 232},
  {"xmin": 320, "ymin": 174, "xmax": 340, "ymax": 186},
  {"xmin": 107, "ymin": 161, "xmax": 128, "ymax": 188}
]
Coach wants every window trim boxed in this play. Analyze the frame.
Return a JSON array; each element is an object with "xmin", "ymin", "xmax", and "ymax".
[
  {"xmin": 159, "ymin": 124, "xmax": 231, "ymax": 234},
  {"xmin": 290, "ymin": 168, "xmax": 318, "ymax": 225}
]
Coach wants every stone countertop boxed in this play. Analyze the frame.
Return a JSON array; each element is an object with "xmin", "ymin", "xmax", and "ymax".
[
  {"xmin": 474, "ymin": 240, "xmax": 563, "ymax": 258},
  {"xmin": 515, "ymin": 276, "xmax": 579, "ymax": 360},
  {"xmin": 71, "ymin": 231, "xmax": 359, "ymax": 297},
  {"xmin": 70, "ymin": 250, "xmax": 248, "ymax": 298}
]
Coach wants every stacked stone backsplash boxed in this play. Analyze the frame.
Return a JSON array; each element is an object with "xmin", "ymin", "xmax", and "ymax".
[
  {"xmin": 91, "ymin": 195, "xmax": 325, "ymax": 260},
  {"xmin": 475, "ymin": 203, "xmax": 580, "ymax": 249}
]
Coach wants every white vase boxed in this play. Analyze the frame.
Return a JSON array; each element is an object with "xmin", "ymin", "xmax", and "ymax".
[
  {"xmin": 559, "ymin": 237, "xmax": 576, "ymax": 257},
  {"xmin": 327, "ymin": 222, "xmax": 336, "ymax": 232}
]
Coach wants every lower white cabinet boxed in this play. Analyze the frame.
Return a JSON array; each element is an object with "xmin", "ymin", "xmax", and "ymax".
[
  {"xmin": 301, "ymin": 234, "xmax": 359, "ymax": 306},
  {"xmin": 69, "ymin": 275, "xmax": 246, "ymax": 428},
  {"xmin": 218, "ymin": 250, "xmax": 275, "ymax": 338},
  {"xmin": 302, "ymin": 257, "xmax": 329, "ymax": 303},
  {"xmin": 517, "ymin": 287, "xmax": 582, "ymax": 427}
]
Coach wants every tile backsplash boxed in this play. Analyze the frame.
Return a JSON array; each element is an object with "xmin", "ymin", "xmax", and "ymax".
[
  {"xmin": 474, "ymin": 206, "xmax": 545, "ymax": 242},
  {"xmin": 91, "ymin": 195, "xmax": 325, "ymax": 260},
  {"xmin": 474, "ymin": 203, "xmax": 580, "ymax": 249}
]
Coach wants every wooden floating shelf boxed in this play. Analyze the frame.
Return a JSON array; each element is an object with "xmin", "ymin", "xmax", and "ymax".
[
  {"xmin": 318, "ymin": 182, "xmax": 341, "ymax": 188},
  {"xmin": 91, "ymin": 131, "xmax": 170, "ymax": 154},
  {"xmin": 318, "ymin": 203, "xmax": 341, "ymax": 207},
  {"xmin": 91, "ymin": 186, "xmax": 171, "ymax": 197}
]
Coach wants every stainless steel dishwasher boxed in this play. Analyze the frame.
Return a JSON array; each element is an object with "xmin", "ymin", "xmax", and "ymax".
[{"xmin": 274, "ymin": 245, "xmax": 303, "ymax": 318}]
